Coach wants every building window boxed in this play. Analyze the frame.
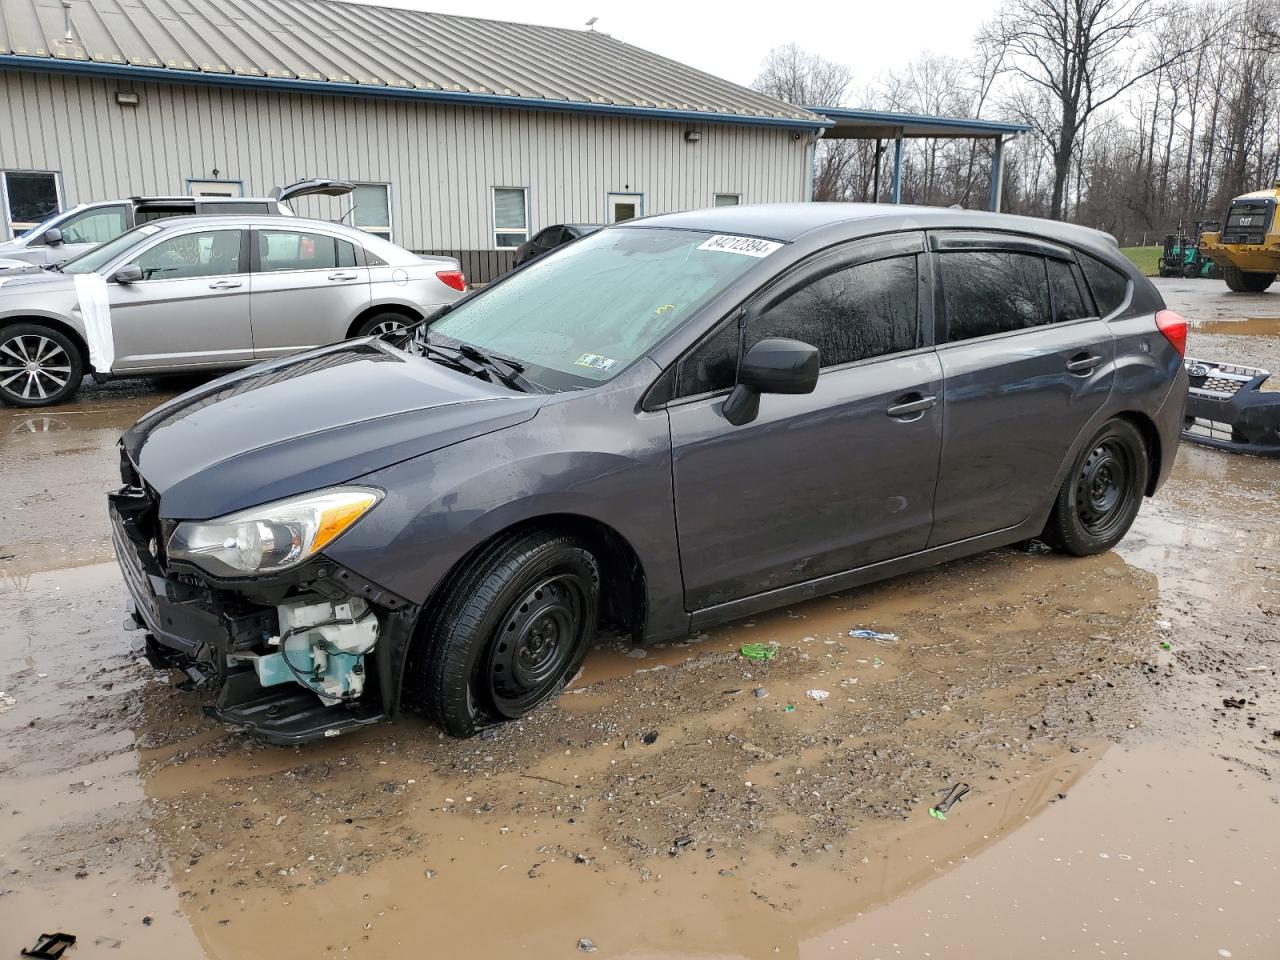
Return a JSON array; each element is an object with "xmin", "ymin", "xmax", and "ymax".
[
  {"xmin": 493, "ymin": 187, "xmax": 529, "ymax": 248},
  {"xmin": 714, "ymin": 193, "xmax": 741, "ymax": 206},
  {"xmin": 352, "ymin": 183, "xmax": 392, "ymax": 241},
  {"xmin": 2, "ymin": 170, "xmax": 61, "ymax": 239},
  {"xmin": 608, "ymin": 192, "xmax": 643, "ymax": 223},
  {"xmin": 187, "ymin": 179, "xmax": 244, "ymax": 198}
]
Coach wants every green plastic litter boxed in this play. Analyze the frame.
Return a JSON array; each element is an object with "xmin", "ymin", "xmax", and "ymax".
[
  {"xmin": 1159, "ymin": 641, "xmax": 1172, "ymax": 651},
  {"xmin": 782, "ymin": 704, "xmax": 795, "ymax": 712},
  {"xmin": 740, "ymin": 643, "xmax": 777, "ymax": 661},
  {"xmin": 928, "ymin": 807, "xmax": 946, "ymax": 820}
]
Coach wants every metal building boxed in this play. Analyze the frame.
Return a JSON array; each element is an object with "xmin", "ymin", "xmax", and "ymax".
[{"xmin": 0, "ymin": 0, "xmax": 826, "ymax": 280}]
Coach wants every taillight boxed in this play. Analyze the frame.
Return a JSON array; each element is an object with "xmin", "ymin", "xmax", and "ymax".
[
  {"xmin": 436, "ymin": 269, "xmax": 466, "ymax": 292},
  {"xmin": 1155, "ymin": 309, "xmax": 1188, "ymax": 357}
]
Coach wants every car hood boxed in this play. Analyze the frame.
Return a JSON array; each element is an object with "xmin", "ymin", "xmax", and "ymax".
[
  {"xmin": 122, "ymin": 339, "xmax": 548, "ymax": 519},
  {"xmin": 0, "ymin": 268, "xmax": 72, "ymax": 292}
]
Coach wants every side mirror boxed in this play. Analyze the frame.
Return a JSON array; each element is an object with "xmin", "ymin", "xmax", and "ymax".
[
  {"xmin": 723, "ymin": 337, "xmax": 819, "ymax": 426},
  {"xmin": 110, "ymin": 263, "xmax": 144, "ymax": 284},
  {"xmin": 43, "ymin": 227, "xmax": 63, "ymax": 246}
]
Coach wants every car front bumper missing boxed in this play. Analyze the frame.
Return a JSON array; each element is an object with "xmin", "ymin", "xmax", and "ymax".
[{"xmin": 109, "ymin": 480, "xmax": 419, "ymax": 744}]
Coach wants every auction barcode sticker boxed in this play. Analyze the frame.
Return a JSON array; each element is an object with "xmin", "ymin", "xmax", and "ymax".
[{"xmin": 697, "ymin": 234, "xmax": 783, "ymax": 258}]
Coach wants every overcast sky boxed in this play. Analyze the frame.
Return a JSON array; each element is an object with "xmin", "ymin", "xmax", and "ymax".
[{"xmin": 344, "ymin": 0, "xmax": 1003, "ymax": 96}]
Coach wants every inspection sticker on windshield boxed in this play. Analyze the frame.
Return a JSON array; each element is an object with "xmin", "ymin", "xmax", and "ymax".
[
  {"xmin": 575, "ymin": 353, "xmax": 620, "ymax": 372},
  {"xmin": 697, "ymin": 234, "xmax": 783, "ymax": 258}
]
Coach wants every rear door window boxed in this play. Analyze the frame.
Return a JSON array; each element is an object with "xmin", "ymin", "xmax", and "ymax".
[
  {"xmin": 259, "ymin": 230, "xmax": 341, "ymax": 272},
  {"xmin": 745, "ymin": 255, "xmax": 920, "ymax": 368},
  {"xmin": 938, "ymin": 251, "xmax": 1050, "ymax": 341},
  {"xmin": 1078, "ymin": 254, "xmax": 1130, "ymax": 316}
]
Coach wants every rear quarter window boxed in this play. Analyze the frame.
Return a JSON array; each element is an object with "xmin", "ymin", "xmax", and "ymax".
[{"xmin": 1079, "ymin": 254, "xmax": 1130, "ymax": 317}]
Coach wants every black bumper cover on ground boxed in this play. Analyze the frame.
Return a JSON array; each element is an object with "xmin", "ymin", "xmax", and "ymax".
[{"xmin": 1182, "ymin": 358, "xmax": 1280, "ymax": 458}]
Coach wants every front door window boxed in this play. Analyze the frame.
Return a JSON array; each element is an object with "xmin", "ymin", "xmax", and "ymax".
[
  {"xmin": 132, "ymin": 230, "xmax": 243, "ymax": 281},
  {"xmin": 58, "ymin": 205, "xmax": 129, "ymax": 245}
]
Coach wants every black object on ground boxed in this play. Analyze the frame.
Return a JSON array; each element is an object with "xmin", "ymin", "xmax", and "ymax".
[
  {"xmin": 21, "ymin": 933, "xmax": 77, "ymax": 959},
  {"xmin": 933, "ymin": 783, "xmax": 971, "ymax": 816}
]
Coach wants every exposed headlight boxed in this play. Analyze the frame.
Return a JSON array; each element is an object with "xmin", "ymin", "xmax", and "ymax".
[{"xmin": 167, "ymin": 487, "xmax": 382, "ymax": 577}]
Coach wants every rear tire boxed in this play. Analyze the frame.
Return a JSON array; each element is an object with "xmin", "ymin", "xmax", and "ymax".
[
  {"xmin": 420, "ymin": 531, "xmax": 600, "ymax": 737},
  {"xmin": 353, "ymin": 311, "xmax": 413, "ymax": 338},
  {"xmin": 1222, "ymin": 264, "xmax": 1276, "ymax": 293},
  {"xmin": 1043, "ymin": 419, "xmax": 1149, "ymax": 557},
  {"xmin": 0, "ymin": 323, "xmax": 84, "ymax": 407}
]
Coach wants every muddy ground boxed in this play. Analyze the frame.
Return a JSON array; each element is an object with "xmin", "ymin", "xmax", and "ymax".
[{"xmin": 1, "ymin": 279, "xmax": 1277, "ymax": 959}]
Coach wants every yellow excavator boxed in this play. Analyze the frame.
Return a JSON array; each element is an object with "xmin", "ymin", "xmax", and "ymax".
[{"xmin": 1198, "ymin": 182, "xmax": 1280, "ymax": 293}]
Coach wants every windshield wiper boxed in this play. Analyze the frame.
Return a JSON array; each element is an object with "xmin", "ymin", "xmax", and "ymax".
[{"xmin": 454, "ymin": 342, "xmax": 541, "ymax": 393}]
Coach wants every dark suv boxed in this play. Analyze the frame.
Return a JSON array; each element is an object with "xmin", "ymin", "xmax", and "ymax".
[{"xmin": 109, "ymin": 204, "xmax": 1188, "ymax": 743}]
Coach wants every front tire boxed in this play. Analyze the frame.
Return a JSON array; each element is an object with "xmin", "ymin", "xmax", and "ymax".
[
  {"xmin": 1043, "ymin": 419, "xmax": 1149, "ymax": 556},
  {"xmin": 0, "ymin": 323, "xmax": 84, "ymax": 407},
  {"xmin": 421, "ymin": 531, "xmax": 600, "ymax": 737},
  {"xmin": 1222, "ymin": 264, "xmax": 1276, "ymax": 293}
]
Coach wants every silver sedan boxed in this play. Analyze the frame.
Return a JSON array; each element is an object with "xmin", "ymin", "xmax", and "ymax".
[{"xmin": 0, "ymin": 215, "xmax": 465, "ymax": 406}]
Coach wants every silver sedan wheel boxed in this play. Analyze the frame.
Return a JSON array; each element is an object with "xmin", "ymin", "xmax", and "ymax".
[
  {"xmin": 0, "ymin": 333, "xmax": 74, "ymax": 402},
  {"xmin": 370, "ymin": 319, "xmax": 407, "ymax": 336}
]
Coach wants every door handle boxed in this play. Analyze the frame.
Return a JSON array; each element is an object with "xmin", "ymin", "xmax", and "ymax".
[
  {"xmin": 208, "ymin": 279, "xmax": 242, "ymax": 289},
  {"xmin": 885, "ymin": 393, "xmax": 937, "ymax": 419},
  {"xmin": 1066, "ymin": 353, "xmax": 1102, "ymax": 374},
  {"xmin": 328, "ymin": 272, "xmax": 358, "ymax": 281}
]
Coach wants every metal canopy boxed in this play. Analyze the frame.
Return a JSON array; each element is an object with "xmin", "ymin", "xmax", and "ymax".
[{"xmin": 808, "ymin": 107, "xmax": 1032, "ymax": 211}]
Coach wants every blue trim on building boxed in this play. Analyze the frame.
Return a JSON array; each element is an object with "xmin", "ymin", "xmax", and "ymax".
[
  {"xmin": 809, "ymin": 106, "xmax": 1030, "ymax": 137},
  {"xmin": 0, "ymin": 56, "xmax": 833, "ymax": 131}
]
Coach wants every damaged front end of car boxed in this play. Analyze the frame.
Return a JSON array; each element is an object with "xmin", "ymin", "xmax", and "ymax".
[{"xmin": 109, "ymin": 453, "xmax": 420, "ymax": 744}]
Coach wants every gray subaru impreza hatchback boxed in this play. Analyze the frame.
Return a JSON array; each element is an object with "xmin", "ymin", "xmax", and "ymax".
[{"xmin": 109, "ymin": 203, "xmax": 1188, "ymax": 742}]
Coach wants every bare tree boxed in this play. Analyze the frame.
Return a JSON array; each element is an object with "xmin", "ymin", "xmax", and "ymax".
[
  {"xmin": 982, "ymin": 0, "xmax": 1212, "ymax": 219},
  {"xmin": 753, "ymin": 44, "xmax": 855, "ymax": 200},
  {"xmin": 752, "ymin": 43, "xmax": 851, "ymax": 108}
]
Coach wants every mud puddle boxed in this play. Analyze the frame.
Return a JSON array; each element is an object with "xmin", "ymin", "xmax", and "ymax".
[
  {"xmin": 1191, "ymin": 316, "xmax": 1280, "ymax": 338},
  {"xmin": 2, "ymin": 378, "xmax": 1279, "ymax": 957}
]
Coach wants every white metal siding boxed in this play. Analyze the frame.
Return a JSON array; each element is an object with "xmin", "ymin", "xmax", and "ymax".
[{"xmin": 0, "ymin": 69, "xmax": 812, "ymax": 247}]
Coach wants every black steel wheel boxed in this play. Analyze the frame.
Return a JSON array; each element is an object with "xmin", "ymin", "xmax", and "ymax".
[
  {"xmin": 486, "ymin": 573, "xmax": 589, "ymax": 717},
  {"xmin": 0, "ymin": 323, "xmax": 84, "ymax": 407},
  {"xmin": 419, "ymin": 530, "xmax": 600, "ymax": 736},
  {"xmin": 1043, "ymin": 419, "xmax": 1149, "ymax": 556}
]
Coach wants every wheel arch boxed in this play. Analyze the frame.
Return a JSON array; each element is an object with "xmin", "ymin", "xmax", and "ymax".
[
  {"xmin": 0, "ymin": 314, "xmax": 93, "ymax": 373},
  {"xmin": 1113, "ymin": 410, "xmax": 1162, "ymax": 496}
]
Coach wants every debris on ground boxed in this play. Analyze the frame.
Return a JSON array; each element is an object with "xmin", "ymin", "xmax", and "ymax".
[
  {"xmin": 739, "ymin": 642, "xmax": 778, "ymax": 661},
  {"xmin": 782, "ymin": 703, "xmax": 795, "ymax": 713},
  {"xmin": 641, "ymin": 730, "xmax": 659, "ymax": 745},
  {"xmin": 805, "ymin": 689, "xmax": 830, "ymax": 702},
  {"xmin": 928, "ymin": 783, "xmax": 971, "ymax": 821},
  {"xmin": 753, "ymin": 687, "xmax": 769, "ymax": 698},
  {"xmin": 849, "ymin": 629, "xmax": 899, "ymax": 642},
  {"xmin": 20, "ymin": 932, "xmax": 77, "ymax": 959},
  {"xmin": 578, "ymin": 937, "xmax": 598, "ymax": 953},
  {"xmin": 0, "ymin": 691, "xmax": 15, "ymax": 713}
]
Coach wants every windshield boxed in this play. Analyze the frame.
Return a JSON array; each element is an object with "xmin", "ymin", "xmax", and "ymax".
[
  {"xmin": 62, "ymin": 223, "xmax": 164, "ymax": 274},
  {"xmin": 430, "ymin": 227, "xmax": 777, "ymax": 389}
]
